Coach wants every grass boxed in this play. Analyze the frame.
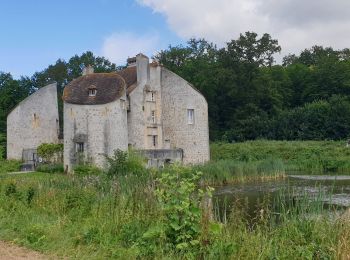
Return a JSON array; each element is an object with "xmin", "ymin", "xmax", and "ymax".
[
  {"xmin": 0, "ymin": 172, "xmax": 160, "ymax": 258},
  {"xmin": 211, "ymin": 140, "xmax": 350, "ymax": 173},
  {"xmin": 0, "ymin": 159, "xmax": 21, "ymax": 174},
  {"xmin": 195, "ymin": 158, "xmax": 286, "ymax": 185},
  {"xmin": 0, "ymin": 169, "xmax": 349, "ymax": 259},
  {"xmin": 0, "ymin": 141, "xmax": 350, "ymax": 258}
]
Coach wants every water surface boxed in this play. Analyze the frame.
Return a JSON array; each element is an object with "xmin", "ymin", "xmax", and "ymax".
[{"xmin": 214, "ymin": 174, "xmax": 350, "ymax": 220}]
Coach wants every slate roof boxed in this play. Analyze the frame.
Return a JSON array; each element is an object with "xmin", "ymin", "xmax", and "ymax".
[{"xmin": 63, "ymin": 73, "xmax": 126, "ymax": 105}]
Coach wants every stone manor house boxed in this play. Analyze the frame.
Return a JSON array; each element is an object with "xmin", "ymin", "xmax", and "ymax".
[{"xmin": 7, "ymin": 54, "xmax": 210, "ymax": 172}]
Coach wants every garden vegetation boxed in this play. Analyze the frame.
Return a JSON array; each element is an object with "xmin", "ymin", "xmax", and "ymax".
[{"xmin": 0, "ymin": 154, "xmax": 350, "ymax": 258}]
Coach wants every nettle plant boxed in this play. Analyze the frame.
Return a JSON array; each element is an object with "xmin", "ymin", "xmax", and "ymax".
[{"xmin": 155, "ymin": 167, "xmax": 214, "ymax": 254}]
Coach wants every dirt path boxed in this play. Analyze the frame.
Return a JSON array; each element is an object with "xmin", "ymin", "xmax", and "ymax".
[{"xmin": 0, "ymin": 241, "xmax": 48, "ymax": 260}]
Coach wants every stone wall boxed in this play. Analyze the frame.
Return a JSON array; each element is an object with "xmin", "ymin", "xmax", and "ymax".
[
  {"xmin": 161, "ymin": 68, "xmax": 210, "ymax": 164},
  {"xmin": 127, "ymin": 55, "xmax": 164, "ymax": 150},
  {"xmin": 139, "ymin": 148, "xmax": 183, "ymax": 167},
  {"xmin": 63, "ymin": 97, "xmax": 128, "ymax": 172},
  {"xmin": 7, "ymin": 83, "xmax": 60, "ymax": 160}
]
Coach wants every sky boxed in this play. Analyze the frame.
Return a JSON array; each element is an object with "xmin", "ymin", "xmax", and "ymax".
[{"xmin": 1, "ymin": 0, "xmax": 350, "ymax": 78}]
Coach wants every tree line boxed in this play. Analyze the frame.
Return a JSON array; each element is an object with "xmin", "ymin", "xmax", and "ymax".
[
  {"xmin": 1, "ymin": 32, "xmax": 350, "ymax": 157},
  {"xmin": 155, "ymin": 32, "xmax": 350, "ymax": 141}
]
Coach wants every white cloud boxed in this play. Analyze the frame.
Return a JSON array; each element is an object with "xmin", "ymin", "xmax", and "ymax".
[
  {"xmin": 102, "ymin": 32, "xmax": 160, "ymax": 65},
  {"xmin": 137, "ymin": 0, "xmax": 350, "ymax": 58}
]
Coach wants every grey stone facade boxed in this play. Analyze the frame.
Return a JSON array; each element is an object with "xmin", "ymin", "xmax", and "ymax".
[
  {"xmin": 7, "ymin": 83, "xmax": 60, "ymax": 160},
  {"xmin": 63, "ymin": 99, "xmax": 128, "ymax": 171},
  {"xmin": 126, "ymin": 55, "xmax": 209, "ymax": 165},
  {"xmin": 161, "ymin": 68, "xmax": 210, "ymax": 164},
  {"xmin": 7, "ymin": 54, "xmax": 210, "ymax": 172}
]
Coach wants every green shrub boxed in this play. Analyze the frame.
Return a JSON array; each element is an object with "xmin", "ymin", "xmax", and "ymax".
[
  {"xmin": 0, "ymin": 159, "xmax": 21, "ymax": 173},
  {"xmin": 0, "ymin": 133, "xmax": 5, "ymax": 159},
  {"xmin": 26, "ymin": 187, "xmax": 35, "ymax": 205},
  {"xmin": 106, "ymin": 149, "xmax": 145, "ymax": 177},
  {"xmin": 153, "ymin": 168, "xmax": 212, "ymax": 255},
  {"xmin": 36, "ymin": 163, "xmax": 64, "ymax": 173},
  {"xmin": 73, "ymin": 164, "xmax": 103, "ymax": 176},
  {"xmin": 5, "ymin": 183, "xmax": 17, "ymax": 196},
  {"xmin": 37, "ymin": 143, "xmax": 63, "ymax": 162}
]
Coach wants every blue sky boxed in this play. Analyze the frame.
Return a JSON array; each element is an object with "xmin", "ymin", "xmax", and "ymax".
[
  {"xmin": 0, "ymin": 0, "xmax": 183, "ymax": 78},
  {"xmin": 2, "ymin": 0, "xmax": 350, "ymax": 78}
]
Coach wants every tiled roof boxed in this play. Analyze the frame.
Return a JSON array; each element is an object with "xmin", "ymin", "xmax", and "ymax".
[
  {"xmin": 116, "ymin": 67, "xmax": 138, "ymax": 94},
  {"xmin": 63, "ymin": 73, "xmax": 126, "ymax": 105}
]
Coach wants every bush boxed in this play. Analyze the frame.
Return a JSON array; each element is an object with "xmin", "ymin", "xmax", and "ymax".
[
  {"xmin": 36, "ymin": 163, "xmax": 64, "ymax": 173},
  {"xmin": 106, "ymin": 149, "xmax": 145, "ymax": 177},
  {"xmin": 0, "ymin": 133, "xmax": 5, "ymax": 159},
  {"xmin": 73, "ymin": 164, "xmax": 103, "ymax": 176},
  {"xmin": 37, "ymin": 143, "xmax": 63, "ymax": 163},
  {"xmin": 0, "ymin": 159, "xmax": 21, "ymax": 173},
  {"xmin": 153, "ymin": 168, "xmax": 213, "ymax": 255}
]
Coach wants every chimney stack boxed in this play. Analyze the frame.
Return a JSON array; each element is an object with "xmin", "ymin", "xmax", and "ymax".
[
  {"xmin": 82, "ymin": 65, "xmax": 94, "ymax": 76},
  {"xmin": 136, "ymin": 53, "xmax": 150, "ymax": 85}
]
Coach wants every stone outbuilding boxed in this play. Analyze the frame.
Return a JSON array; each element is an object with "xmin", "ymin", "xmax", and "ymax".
[
  {"xmin": 7, "ymin": 54, "xmax": 210, "ymax": 171},
  {"xmin": 7, "ymin": 83, "xmax": 60, "ymax": 169}
]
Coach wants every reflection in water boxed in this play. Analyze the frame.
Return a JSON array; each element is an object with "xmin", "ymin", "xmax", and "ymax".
[{"xmin": 213, "ymin": 174, "xmax": 350, "ymax": 222}]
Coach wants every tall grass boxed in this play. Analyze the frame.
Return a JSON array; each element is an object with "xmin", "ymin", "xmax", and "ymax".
[
  {"xmin": 0, "ymin": 172, "xmax": 161, "ymax": 258},
  {"xmin": 0, "ymin": 159, "xmax": 21, "ymax": 174},
  {"xmin": 211, "ymin": 187, "xmax": 349, "ymax": 259},
  {"xmin": 211, "ymin": 140, "xmax": 350, "ymax": 173},
  {"xmin": 195, "ymin": 158, "xmax": 285, "ymax": 185},
  {"xmin": 0, "ymin": 171, "xmax": 349, "ymax": 259}
]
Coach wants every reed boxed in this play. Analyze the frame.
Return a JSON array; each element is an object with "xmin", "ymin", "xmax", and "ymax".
[
  {"xmin": 211, "ymin": 140, "xmax": 350, "ymax": 173},
  {"xmin": 0, "ymin": 170, "xmax": 349, "ymax": 259}
]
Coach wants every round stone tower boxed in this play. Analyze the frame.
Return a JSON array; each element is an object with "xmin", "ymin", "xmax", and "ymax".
[{"xmin": 62, "ymin": 72, "xmax": 128, "ymax": 172}]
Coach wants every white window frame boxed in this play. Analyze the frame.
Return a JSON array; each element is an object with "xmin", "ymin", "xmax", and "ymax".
[
  {"xmin": 187, "ymin": 109, "xmax": 195, "ymax": 124},
  {"xmin": 88, "ymin": 89, "xmax": 97, "ymax": 96}
]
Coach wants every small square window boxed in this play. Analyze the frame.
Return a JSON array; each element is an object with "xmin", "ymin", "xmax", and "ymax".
[
  {"xmin": 151, "ymin": 110, "xmax": 156, "ymax": 123},
  {"xmin": 148, "ymin": 91, "xmax": 155, "ymax": 102},
  {"xmin": 88, "ymin": 89, "xmax": 97, "ymax": 96},
  {"xmin": 187, "ymin": 109, "xmax": 194, "ymax": 124},
  {"xmin": 76, "ymin": 142, "xmax": 84, "ymax": 153}
]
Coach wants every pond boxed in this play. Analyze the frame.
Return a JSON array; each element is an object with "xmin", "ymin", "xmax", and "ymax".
[{"xmin": 214, "ymin": 174, "xmax": 350, "ymax": 222}]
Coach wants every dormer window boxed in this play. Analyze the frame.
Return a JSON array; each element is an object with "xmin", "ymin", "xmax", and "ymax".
[{"xmin": 88, "ymin": 86, "xmax": 97, "ymax": 97}]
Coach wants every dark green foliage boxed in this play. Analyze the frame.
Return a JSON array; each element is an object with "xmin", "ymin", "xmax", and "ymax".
[
  {"xmin": 36, "ymin": 163, "xmax": 64, "ymax": 173},
  {"xmin": 106, "ymin": 149, "xmax": 145, "ymax": 177},
  {"xmin": 156, "ymin": 36, "xmax": 350, "ymax": 141},
  {"xmin": 155, "ymin": 169, "xmax": 204, "ymax": 253},
  {"xmin": 73, "ymin": 164, "xmax": 103, "ymax": 176},
  {"xmin": 0, "ymin": 133, "xmax": 5, "ymax": 159},
  {"xmin": 37, "ymin": 143, "xmax": 63, "ymax": 162},
  {"xmin": 0, "ymin": 159, "xmax": 21, "ymax": 173},
  {"xmin": 3, "ymin": 34, "xmax": 350, "ymax": 143},
  {"xmin": 26, "ymin": 187, "xmax": 35, "ymax": 205},
  {"xmin": 5, "ymin": 183, "xmax": 17, "ymax": 197}
]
